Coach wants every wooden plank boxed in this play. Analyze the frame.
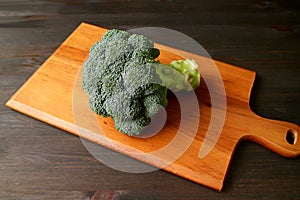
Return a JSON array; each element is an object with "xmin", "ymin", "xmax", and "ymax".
[{"xmin": 5, "ymin": 23, "xmax": 300, "ymax": 191}]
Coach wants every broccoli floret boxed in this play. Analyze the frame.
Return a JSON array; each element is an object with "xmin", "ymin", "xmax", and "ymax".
[
  {"xmin": 114, "ymin": 116, "xmax": 150, "ymax": 136},
  {"xmin": 104, "ymin": 90, "xmax": 142, "ymax": 121},
  {"xmin": 82, "ymin": 29, "xmax": 200, "ymax": 136}
]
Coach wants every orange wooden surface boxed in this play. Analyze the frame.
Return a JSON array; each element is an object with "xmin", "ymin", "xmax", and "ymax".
[{"xmin": 6, "ymin": 23, "xmax": 300, "ymax": 191}]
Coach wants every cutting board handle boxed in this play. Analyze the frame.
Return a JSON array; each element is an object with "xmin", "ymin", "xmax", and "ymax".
[{"xmin": 242, "ymin": 111, "xmax": 300, "ymax": 158}]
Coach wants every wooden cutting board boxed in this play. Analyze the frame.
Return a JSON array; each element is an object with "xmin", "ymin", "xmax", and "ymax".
[{"xmin": 6, "ymin": 23, "xmax": 300, "ymax": 191}]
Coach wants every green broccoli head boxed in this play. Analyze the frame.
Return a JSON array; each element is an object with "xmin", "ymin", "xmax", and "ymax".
[
  {"xmin": 82, "ymin": 29, "xmax": 200, "ymax": 136},
  {"xmin": 114, "ymin": 116, "xmax": 150, "ymax": 136}
]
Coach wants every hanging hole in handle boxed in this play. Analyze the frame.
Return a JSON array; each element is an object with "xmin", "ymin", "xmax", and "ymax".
[{"xmin": 286, "ymin": 129, "xmax": 298, "ymax": 145}]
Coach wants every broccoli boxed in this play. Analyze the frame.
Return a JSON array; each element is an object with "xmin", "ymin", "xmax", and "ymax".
[{"xmin": 82, "ymin": 29, "xmax": 200, "ymax": 136}]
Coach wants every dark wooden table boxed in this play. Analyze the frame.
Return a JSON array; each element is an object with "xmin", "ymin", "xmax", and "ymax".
[{"xmin": 1, "ymin": 0, "xmax": 299, "ymax": 199}]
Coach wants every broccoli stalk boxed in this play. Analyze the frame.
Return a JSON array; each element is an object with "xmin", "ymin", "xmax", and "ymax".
[
  {"xmin": 82, "ymin": 29, "xmax": 200, "ymax": 136},
  {"xmin": 169, "ymin": 58, "xmax": 200, "ymax": 90}
]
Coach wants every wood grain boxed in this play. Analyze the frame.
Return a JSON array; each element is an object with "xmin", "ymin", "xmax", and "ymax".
[
  {"xmin": 1, "ymin": 1, "xmax": 300, "ymax": 199},
  {"xmin": 6, "ymin": 23, "xmax": 300, "ymax": 191}
]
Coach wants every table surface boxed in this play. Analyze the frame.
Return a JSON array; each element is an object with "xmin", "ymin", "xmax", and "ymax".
[{"xmin": 1, "ymin": 0, "xmax": 299, "ymax": 199}]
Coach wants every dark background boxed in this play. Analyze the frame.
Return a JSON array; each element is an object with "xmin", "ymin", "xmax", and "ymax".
[{"xmin": 1, "ymin": 0, "xmax": 299, "ymax": 199}]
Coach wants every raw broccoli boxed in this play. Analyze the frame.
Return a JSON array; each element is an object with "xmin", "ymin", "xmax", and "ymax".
[{"xmin": 82, "ymin": 29, "xmax": 200, "ymax": 136}]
